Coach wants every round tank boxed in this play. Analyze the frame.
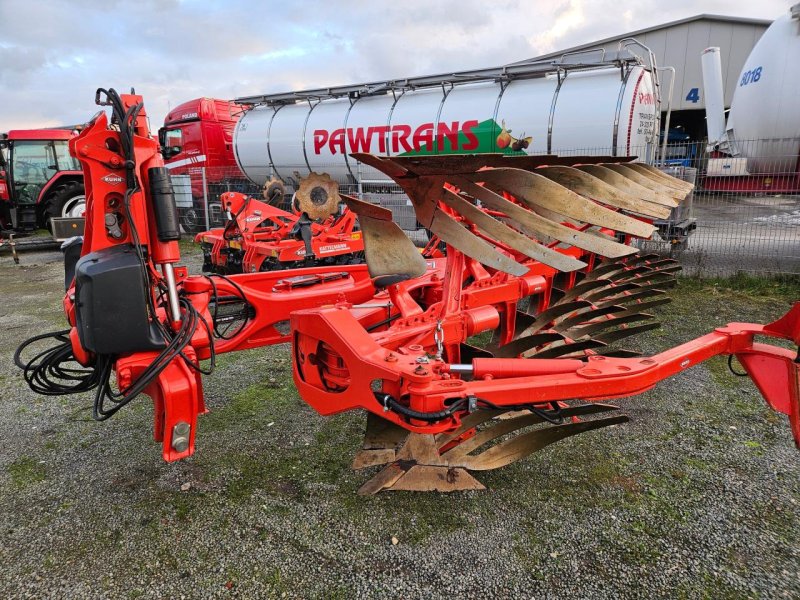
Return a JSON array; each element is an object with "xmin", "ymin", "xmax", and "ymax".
[
  {"xmin": 234, "ymin": 65, "xmax": 659, "ymax": 187},
  {"xmin": 727, "ymin": 8, "xmax": 800, "ymax": 173}
]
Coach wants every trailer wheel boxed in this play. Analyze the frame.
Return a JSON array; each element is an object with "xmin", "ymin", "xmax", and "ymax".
[{"xmin": 43, "ymin": 181, "xmax": 86, "ymax": 228}]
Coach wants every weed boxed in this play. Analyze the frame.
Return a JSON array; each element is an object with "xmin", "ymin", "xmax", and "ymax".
[{"xmin": 7, "ymin": 456, "xmax": 46, "ymax": 487}]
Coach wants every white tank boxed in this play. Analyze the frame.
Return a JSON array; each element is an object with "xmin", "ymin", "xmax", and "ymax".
[
  {"xmin": 726, "ymin": 6, "xmax": 800, "ymax": 173},
  {"xmin": 235, "ymin": 65, "xmax": 659, "ymax": 186}
]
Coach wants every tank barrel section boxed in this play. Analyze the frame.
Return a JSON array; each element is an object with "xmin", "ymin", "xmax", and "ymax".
[
  {"xmin": 233, "ymin": 50, "xmax": 650, "ymax": 105},
  {"xmin": 710, "ymin": 6, "xmax": 800, "ymax": 173},
  {"xmin": 233, "ymin": 59, "xmax": 661, "ymax": 188}
]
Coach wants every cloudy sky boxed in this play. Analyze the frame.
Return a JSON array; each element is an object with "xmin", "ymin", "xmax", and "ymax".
[{"xmin": 0, "ymin": 0, "xmax": 788, "ymax": 131}]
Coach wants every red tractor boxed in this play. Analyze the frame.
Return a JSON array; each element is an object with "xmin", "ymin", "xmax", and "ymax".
[{"xmin": 0, "ymin": 128, "xmax": 85, "ymax": 231}]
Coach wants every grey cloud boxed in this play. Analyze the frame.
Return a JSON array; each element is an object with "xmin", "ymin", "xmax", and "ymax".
[{"xmin": 0, "ymin": 0, "xmax": 787, "ymax": 132}]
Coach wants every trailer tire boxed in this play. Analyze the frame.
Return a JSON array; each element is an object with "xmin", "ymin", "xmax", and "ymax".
[{"xmin": 43, "ymin": 181, "xmax": 86, "ymax": 229}]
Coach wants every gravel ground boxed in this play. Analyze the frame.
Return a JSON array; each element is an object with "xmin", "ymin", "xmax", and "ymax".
[{"xmin": 0, "ymin": 245, "xmax": 798, "ymax": 599}]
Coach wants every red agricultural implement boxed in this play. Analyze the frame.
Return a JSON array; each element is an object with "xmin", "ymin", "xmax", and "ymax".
[
  {"xmin": 15, "ymin": 90, "xmax": 799, "ymax": 494},
  {"xmin": 196, "ymin": 174, "xmax": 364, "ymax": 274}
]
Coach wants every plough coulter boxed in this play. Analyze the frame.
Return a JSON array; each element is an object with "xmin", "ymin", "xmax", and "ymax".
[
  {"xmin": 196, "ymin": 173, "xmax": 365, "ymax": 275},
  {"xmin": 15, "ymin": 90, "xmax": 799, "ymax": 494}
]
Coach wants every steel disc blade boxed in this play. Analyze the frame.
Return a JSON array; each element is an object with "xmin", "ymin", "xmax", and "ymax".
[
  {"xmin": 295, "ymin": 172, "xmax": 342, "ymax": 220},
  {"xmin": 612, "ymin": 298, "xmax": 672, "ymax": 314},
  {"xmin": 582, "ymin": 282, "xmax": 642, "ymax": 302}
]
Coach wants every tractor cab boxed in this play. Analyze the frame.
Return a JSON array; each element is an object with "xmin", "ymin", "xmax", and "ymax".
[{"xmin": 0, "ymin": 129, "xmax": 84, "ymax": 232}]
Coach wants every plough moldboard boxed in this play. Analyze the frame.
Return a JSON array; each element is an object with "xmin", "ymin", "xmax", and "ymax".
[{"xmin": 14, "ymin": 89, "xmax": 800, "ymax": 494}]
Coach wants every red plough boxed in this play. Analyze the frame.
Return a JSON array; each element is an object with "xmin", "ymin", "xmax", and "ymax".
[
  {"xmin": 196, "ymin": 173, "xmax": 364, "ymax": 274},
  {"xmin": 15, "ymin": 90, "xmax": 799, "ymax": 494}
]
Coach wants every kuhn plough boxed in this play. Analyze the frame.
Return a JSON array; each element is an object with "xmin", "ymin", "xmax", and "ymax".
[
  {"xmin": 15, "ymin": 90, "xmax": 799, "ymax": 494},
  {"xmin": 197, "ymin": 173, "xmax": 365, "ymax": 274}
]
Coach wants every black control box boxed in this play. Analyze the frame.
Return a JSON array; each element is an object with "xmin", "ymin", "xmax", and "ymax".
[{"xmin": 74, "ymin": 244, "xmax": 165, "ymax": 355}]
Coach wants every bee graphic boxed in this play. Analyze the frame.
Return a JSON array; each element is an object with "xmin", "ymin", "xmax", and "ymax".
[
  {"xmin": 496, "ymin": 120, "xmax": 532, "ymax": 151},
  {"xmin": 511, "ymin": 134, "xmax": 532, "ymax": 151}
]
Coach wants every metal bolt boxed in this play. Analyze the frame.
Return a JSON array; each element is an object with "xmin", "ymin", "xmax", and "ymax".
[{"xmin": 171, "ymin": 421, "xmax": 191, "ymax": 453}]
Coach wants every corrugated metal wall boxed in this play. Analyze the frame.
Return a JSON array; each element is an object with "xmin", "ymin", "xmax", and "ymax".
[{"xmin": 534, "ymin": 18, "xmax": 769, "ymax": 111}]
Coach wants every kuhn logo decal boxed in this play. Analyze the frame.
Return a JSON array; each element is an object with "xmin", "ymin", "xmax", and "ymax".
[
  {"xmin": 101, "ymin": 174, "xmax": 125, "ymax": 185},
  {"xmin": 313, "ymin": 120, "xmax": 479, "ymax": 155}
]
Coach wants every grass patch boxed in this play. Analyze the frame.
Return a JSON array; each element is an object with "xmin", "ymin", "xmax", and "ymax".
[
  {"xmin": 678, "ymin": 272, "xmax": 800, "ymax": 301},
  {"xmin": 7, "ymin": 456, "xmax": 46, "ymax": 487}
]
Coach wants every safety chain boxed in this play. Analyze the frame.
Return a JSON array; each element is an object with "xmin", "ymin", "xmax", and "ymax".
[{"xmin": 434, "ymin": 320, "xmax": 444, "ymax": 361}]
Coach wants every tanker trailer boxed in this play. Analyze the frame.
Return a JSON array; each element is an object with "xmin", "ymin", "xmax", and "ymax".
[
  {"xmin": 702, "ymin": 4, "xmax": 800, "ymax": 193},
  {"xmin": 231, "ymin": 45, "xmax": 695, "ymax": 245},
  {"xmin": 233, "ymin": 46, "xmax": 663, "ymax": 190}
]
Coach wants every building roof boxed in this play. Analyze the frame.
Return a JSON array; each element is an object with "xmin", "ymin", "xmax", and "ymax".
[{"xmin": 517, "ymin": 14, "xmax": 773, "ymax": 63}]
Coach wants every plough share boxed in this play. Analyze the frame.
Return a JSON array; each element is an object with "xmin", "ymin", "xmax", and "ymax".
[{"xmin": 15, "ymin": 90, "xmax": 799, "ymax": 494}]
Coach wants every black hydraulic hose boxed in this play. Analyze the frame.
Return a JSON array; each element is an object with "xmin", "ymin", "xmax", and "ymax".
[{"xmin": 374, "ymin": 392, "xmax": 464, "ymax": 422}]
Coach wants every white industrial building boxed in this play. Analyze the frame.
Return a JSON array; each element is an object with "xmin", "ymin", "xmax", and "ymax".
[{"xmin": 528, "ymin": 14, "xmax": 772, "ymax": 139}]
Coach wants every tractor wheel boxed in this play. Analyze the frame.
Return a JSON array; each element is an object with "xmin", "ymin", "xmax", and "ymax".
[
  {"xmin": 178, "ymin": 207, "xmax": 204, "ymax": 234},
  {"xmin": 43, "ymin": 181, "xmax": 86, "ymax": 229}
]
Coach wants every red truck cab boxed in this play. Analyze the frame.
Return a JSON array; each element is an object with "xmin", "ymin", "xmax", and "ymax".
[{"xmin": 159, "ymin": 98, "xmax": 251, "ymax": 231}]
